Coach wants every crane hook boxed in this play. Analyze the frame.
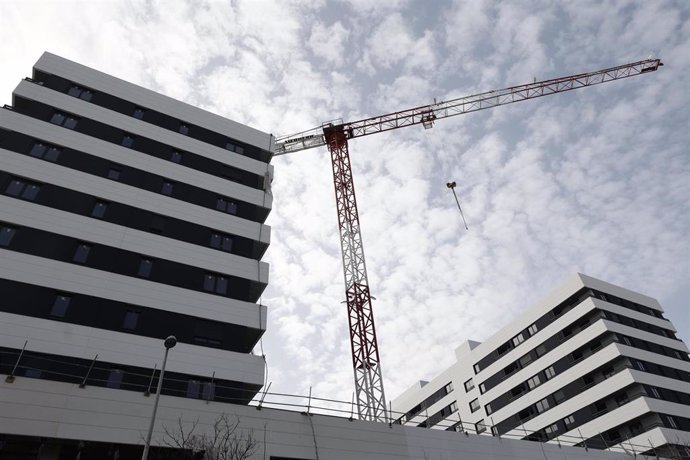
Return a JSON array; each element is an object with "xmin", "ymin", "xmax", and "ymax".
[{"xmin": 446, "ymin": 181, "xmax": 469, "ymax": 230}]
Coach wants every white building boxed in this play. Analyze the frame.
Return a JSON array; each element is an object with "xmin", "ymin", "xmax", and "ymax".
[
  {"xmin": 391, "ymin": 273, "xmax": 690, "ymax": 459},
  {"xmin": 0, "ymin": 54, "xmax": 686, "ymax": 459},
  {"xmin": 0, "ymin": 52, "xmax": 273, "ymax": 457}
]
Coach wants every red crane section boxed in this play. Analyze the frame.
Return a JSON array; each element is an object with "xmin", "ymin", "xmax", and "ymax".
[{"xmin": 274, "ymin": 58, "xmax": 662, "ymax": 422}]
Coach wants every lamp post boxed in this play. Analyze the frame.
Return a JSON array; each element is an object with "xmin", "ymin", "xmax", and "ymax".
[{"xmin": 141, "ymin": 335, "xmax": 177, "ymax": 460}]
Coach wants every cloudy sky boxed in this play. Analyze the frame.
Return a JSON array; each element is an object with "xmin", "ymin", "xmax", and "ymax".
[{"xmin": 2, "ymin": 0, "xmax": 688, "ymax": 409}]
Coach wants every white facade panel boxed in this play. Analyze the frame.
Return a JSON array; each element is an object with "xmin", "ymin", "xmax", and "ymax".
[
  {"xmin": 0, "ymin": 195, "xmax": 269, "ymax": 284},
  {"xmin": 476, "ymin": 296, "xmax": 598, "ymax": 381},
  {"xmin": 0, "ymin": 313, "xmax": 264, "ymax": 384},
  {"xmin": 482, "ymin": 320, "xmax": 610, "ymax": 401},
  {"xmin": 604, "ymin": 320, "xmax": 689, "ymax": 353},
  {"xmin": 0, "ymin": 148, "xmax": 271, "ymax": 244},
  {"xmin": 0, "ymin": 250, "xmax": 267, "ymax": 329},
  {"xmin": 34, "ymin": 52, "xmax": 274, "ymax": 152},
  {"xmin": 13, "ymin": 80, "xmax": 273, "ymax": 176},
  {"xmin": 0, "ymin": 109, "xmax": 273, "ymax": 209},
  {"xmin": 489, "ymin": 342, "xmax": 623, "ymax": 424}
]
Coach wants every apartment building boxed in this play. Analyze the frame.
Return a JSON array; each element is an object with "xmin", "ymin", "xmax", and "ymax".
[
  {"xmin": 391, "ymin": 274, "xmax": 690, "ymax": 459},
  {"xmin": 0, "ymin": 52, "xmax": 273, "ymax": 456}
]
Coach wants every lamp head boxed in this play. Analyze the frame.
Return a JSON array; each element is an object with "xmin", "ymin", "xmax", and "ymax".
[
  {"xmin": 446, "ymin": 181, "xmax": 456, "ymax": 189},
  {"xmin": 164, "ymin": 335, "xmax": 177, "ymax": 349}
]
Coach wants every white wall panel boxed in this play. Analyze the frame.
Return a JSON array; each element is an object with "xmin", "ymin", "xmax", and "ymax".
[
  {"xmin": 476, "ymin": 297, "xmax": 598, "ymax": 381},
  {"xmin": 14, "ymin": 81, "xmax": 272, "ymax": 176},
  {"xmin": 0, "ymin": 195, "xmax": 269, "ymax": 284},
  {"xmin": 0, "ymin": 149, "xmax": 271, "ymax": 244},
  {"xmin": 0, "ymin": 313, "xmax": 264, "ymax": 384},
  {"xmin": 34, "ymin": 52, "xmax": 274, "ymax": 151},
  {"xmin": 0, "ymin": 250, "xmax": 267, "ymax": 329},
  {"xmin": 0, "ymin": 109, "xmax": 272, "ymax": 209}
]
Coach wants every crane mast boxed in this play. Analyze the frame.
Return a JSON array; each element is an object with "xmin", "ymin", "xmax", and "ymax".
[{"xmin": 274, "ymin": 58, "xmax": 662, "ymax": 422}]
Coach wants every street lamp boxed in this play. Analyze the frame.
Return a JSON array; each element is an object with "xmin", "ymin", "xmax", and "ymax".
[{"xmin": 141, "ymin": 335, "xmax": 177, "ymax": 460}]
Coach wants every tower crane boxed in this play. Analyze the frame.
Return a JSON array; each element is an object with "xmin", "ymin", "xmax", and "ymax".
[{"xmin": 273, "ymin": 59, "xmax": 663, "ymax": 423}]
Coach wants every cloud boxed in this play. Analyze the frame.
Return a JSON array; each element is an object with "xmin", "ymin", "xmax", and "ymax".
[{"xmin": 1, "ymin": 0, "xmax": 689, "ymax": 411}]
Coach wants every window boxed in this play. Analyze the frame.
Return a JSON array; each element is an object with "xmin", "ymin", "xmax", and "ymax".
[
  {"xmin": 544, "ymin": 423, "xmax": 558, "ymax": 435},
  {"xmin": 511, "ymin": 384, "xmax": 526, "ymax": 398},
  {"xmin": 473, "ymin": 363, "xmax": 481, "ymax": 374},
  {"xmin": 444, "ymin": 382, "xmax": 454, "ymax": 393},
  {"xmin": 203, "ymin": 273, "xmax": 228, "ymax": 295},
  {"xmin": 614, "ymin": 392, "xmax": 629, "ymax": 406},
  {"xmin": 528, "ymin": 323, "xmax": 538, "ymax": 336},
  {"xmin": 475, "ymin": 419, "xmax": 486, "ymax": 434},
  {"xmin": 553, "ymin": 390, "xmax": 566, "ymax": 404},
  {"xmin": 138, "ymin": 258, "xmax": 153, "ymax": 277},
  {"xmin": 149, "ymin": 215, "xmax": 166, "ymax": 234},
  {"xmin": 592, "ymin": 400, "xmax": 607, "ymax": 414},
  {"xmin": 161, "ymin": 181, "xmax": 174, "ymax": 196},
  {"xmin": 0, "ymin": 225, "xmax": 16, "ymax": 247},
  {"xmin": 571, "ymin": 350, "xmax": 583, "ymax": 362},
  {"xmin": 635, "ymin": 360, "xmax": 647, "ymax": 372},
  {"xmin": 24, "ymin": 368, "xmax": 42, "ymax": 378},
  {"xmin": 186, "ymin": 380, "xmax": 201, "ymax": 398},
  {"xmin": 107, "ymin": 168, "xmax": 121, "ymax": 180},
  {"xmin": 620, "ymin": 335, "xmax": 632, "ymax": 346},
  {"xmin": 629, "ymin": 421, "xmax": 643, "ymax": 436},
  {"xmin": 73, "ymin": 243, "xmax": 91, "ymax": 263},
  {"xmin": 519, "ymin": 353, "xmax": 532, "ymax": 368},
  {"xmin": 602, "ymin": 365, "xmax": 615, "ymax": 378},
  {"xmin": 178, "ymin": 123, "xmax": 189, "ymax": 135},
  {"xmin": 133, "ymin": 108, "xmax": 145, "ymax": 119},
  {"xmin": 563, "ymin": 415, "xmax": 575, "ymax": 428},
  {"xmin": 106, "ymin": 369, "xmax": 124, "ymax": 389},
  {"xmin": 121, "ymin": 134, "xmax": 135, "ymax": 148},
  {"xmin": 504, "ymin": 362, "xmax": 519, "ymax": 376},
  {"xmin": 225, "ymin": 141, "xmax": 243, "ymax": 154},
  {"xmin": 469, "ymin": 398, "xmax": 480, "ymax": 413},
  {"xmin": 67, "ymin": 85, "xmax": 93, "ymax": 101},
  {"xmin": 5, "ymin": 178, "xmax": 41, "ymax": 201},
  {"xmin": 449, "ymin": 401, "xmax": 458, "ymax": 413},
  {"xmin": 479, "ymin": 382, "xmax": 486, "ymax": 394},
  {"xmin": 170, "ymin": 151, "xmax": 183, "ymax": 163},
  {"xmin": 91, "ymin": 201, "xmax": 108, "ymax": 218},
  {"xmin": 202, "ymin": 382, "xmax": 215, "ymax": 400},
  {"xmin": 544, "ymin": 366, "xmax": 556, "ymax": 380},
  {"xmin": 649, "ymin": 386, "xmax": 661, "ymax": 398},
  {"xmin": 123, "ymin": 310, "xmax": 139, "ymax": 330},
  {"xmin": 519, "ymin": 407, "xmax": 535, "ymax": 422},
  {"xmin": 216, "ymin": 197, "xmax": 237, "ymax": 215},
  {"xmin": 666, "ymin": 415, "xmax": 678, "ymax": 429},
  {"xmin": 512, "ymin": 333, "xmax": 525, "ymax": 347},
  {"xmin": 535, "ymin": 344, "xmax": 547, "ymax": 357},
  {"xmin": 210, "ymin": 233, "xmax": 234, "ymax": 254},
  {"xmin": 497, "ymin": 343, "xmax": 511, "ymax": 356},
  {"xmin": 527, "ymin": 374, "xmax": 541, "ymax": 390},
  {"xmin": 29, "ymin": 142, "xmax": 61, "ymax": 161},
  {"xmin": 50, "ymin": 112, "xmax": 79, "ymax": 129},
  {"xmin": 535, "ymin": 398, "xmax": 550, "ymax": 414},
  {"xmin": 464, "ymin": 378, "xmax": 474, "ymax": 392},
  {"xmin": 485, "ymin": 403, "xmax": 493, "ymax": 415},
  {"xmin": 50, "ymin": 294, "xmax": 71, "ymax": 317}
]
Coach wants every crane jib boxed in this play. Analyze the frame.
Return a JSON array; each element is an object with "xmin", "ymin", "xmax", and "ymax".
[{"xmin": 274, "ymin": 59, "xmax": 662, "ymax": 155}]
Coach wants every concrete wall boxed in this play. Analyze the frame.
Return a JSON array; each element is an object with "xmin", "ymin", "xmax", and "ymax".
[{"xmin": 0, "ymin": 377, "xmax": 664, "ymax": 460}]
